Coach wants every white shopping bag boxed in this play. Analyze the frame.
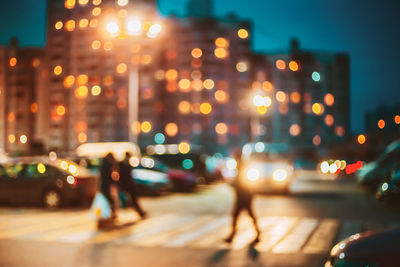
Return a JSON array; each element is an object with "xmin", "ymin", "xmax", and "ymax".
[{"xmin": 90, "ymin": 192, "xmax": 112, "ymax": 220}]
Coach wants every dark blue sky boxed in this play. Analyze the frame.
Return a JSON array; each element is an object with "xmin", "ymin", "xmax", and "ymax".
[{"xmin": 1, "ymin": 0, "xmax": 399, "ymax": 133}]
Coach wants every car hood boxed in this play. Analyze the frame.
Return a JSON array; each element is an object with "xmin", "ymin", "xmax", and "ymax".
[{"xmin": 331, "ymin": 228, "xmax": 400, "ymax": 263}]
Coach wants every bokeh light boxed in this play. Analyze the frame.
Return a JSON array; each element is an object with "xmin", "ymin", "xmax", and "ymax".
[
  {"xmin": 378, "ymin": 119, "xmax": 385, "ymax": 129},
  {"xmin": 215, "ymin": 123, "xmax": 228, "ymax": 135},
  {"xmin": 275, "ymin": 59, "xmax": 286, "ymax": 70},
  {"xmin": 237, "ymin": 29, "xmax": 249, "ymax": 39},
  {"xmin": 289, "ymin": 61, "xmax": 299, "ymax": 71},
  {"xmin": 165, "ymin": 123, "xmax": 178, "ymax": 137},
  {"xmin": 141, "ymin": 121, "xmax": 152, "ymax": 133},
  {"xmin": 178, "ymin": 142, "xmax": 190, "ymax": 154},
  {"xmin": 312, "ymin": 103, "xmax": 324, "ymax": 115},
  {"xmin": 357, "ymin": 134, "xmax": 366, "ymax": 145},
  {"xmin": 289, "ymin": 124, "xmax": 301, "ymax": 136},
  {"xmin": 324, "ymin": 93, "xmax": 335, "ymax": 106},
  {"xmin": 191, "ymin": 48, "xmax": 202, "ymax": 58},
  {"xmin": 200, "ymin": 102, "xmax": 212, "ymax": 115}
]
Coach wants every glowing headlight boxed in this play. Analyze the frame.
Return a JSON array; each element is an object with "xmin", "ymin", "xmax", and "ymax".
[
  {"xmin": 66, "ymin": 175, "xmax": 76, "ymax": 185},
  {"xmin": 273, "ymin": 169, "xmax": 287, "ymax": 181},
  {"xmin": 382, "ymin": 182, "xmax": 389, "ymax": 191},
  {"xmin": 247, "ymin": 169, "xmax": 260, "ymax": 181}
]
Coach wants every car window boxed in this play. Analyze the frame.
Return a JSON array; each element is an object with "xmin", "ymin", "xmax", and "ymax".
[
  {"xmin": 18, "ymin": 164, "xmax": 48, "ymax": 179},
  {"xmin": 3, "ymin": 164, "xmax": 23, "ymax": 178}
]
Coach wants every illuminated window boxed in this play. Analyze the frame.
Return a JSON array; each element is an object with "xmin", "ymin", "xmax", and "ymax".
[
  {"xmin": 53, "ymin": 65, "xmax": 62, "ymax": 75},
  {"xmin": 78, "ymin": 132, "xmax": 87, "ymax": 143},
  {"xmin": 117, "ymin": 0, "xmax": 128, "ymax": 7},
  {"xmin": 378, "ymin": 119, "xmax": 385, "ymax": 129},
  {"xmin": 75, "ymin": 86, "xmax": 88, "ymax": 99},
  {"xmin": 395, "ymin": 115, "xmax": 400, "ymax": 125},
  {"xmin": 78, "ymin": 0, "xmax": 88, "ymax": 5},
  {"xmin": 93, "ymin": 0, "xmax": 101, "ymax": 5},
  {"xmin": 325, "ymin": 114, "xmax": 334, "ymax": 126},
  {"xmin": 215, "ymin": 90, "xmax": 228, "ymax": 103},
  {"xmin": 92, "ymin": 40, "xmax": 101, "ymax": 50},
  {"xmin": 77, "ymin": 74, "xmax": 88, "ymax": 85},
  {"xmin": 236, "ymin": 61, "xmax": 248, "ymax": 72},
  {"xmin": 91, "ymin": 85, "xmax": 101, "ymax": 96},
  {"xmin": 92, "ymin": 7, "xmax": 101, "ymax": 16},
  {"xmin": 191, "ymin": 48, "xmax": 202, "ymax": 58},
  {"xmin": 56, "ymin": 105, "xmax": 66, "ymax": 116},
  {"xmin": 313, "ymin": 135, "xmax": 321, "ymax": 146},
  {"xmin": 141, "ymin": 54, "xmax": 152, "ymax": 65},
  {"xmin": 30, "ymin": 103, "xmax": 38, "ymax": 113},
  {"xmin": 237, "ymin": 29, "xmax": 249, "ymax": 39},
  {"xmin": 312, "ymin": 72, "xmax": 321, "ymax": 82},
  {"xmin": 9, "ymin": 57, "xmax": 17, "ymax": 67},
  {"xmin": 32, "ymin": 58, "xmax": 40, "ymax": 68},
  {"xmin": 214, "ymin": 48, "xmax": 228, "ymax": 59},
  {"xmin": 324, "ymin": 93, "xmax": 335, "ymax": 106},
  {"xmin": 200, "ymin": 102, "xmax": 212, "ymax": 115},
  {"xmin": 141, "ymin": 121, "xmax": 152, "ymax": 133},
  {"xmin": 8, "ymin": 134, "xmax": 16, "ymax": 143},
  {"xmin": 178, "ymin": 79, "xmax": 191, "ymax": 91},
  {"xmin": 215, "ymin": 123, "xmax": 228, "ymax": 135},
  {"xmin": 103, "ymin": 41, "xmax": 112, "ymax": 51},
  {"xmin": 165, "ymin": 123, "xmax": 178, "ymax": 137},
  {"xmin": 79, "ymin": 18, "xmax": 89, "ymax": 29},
  {"xmin": 262, "ymin": 81, "xmax": 273, "ymax": 91},
  {"xmin": 65, "ymin": 0, "xmax": 76, "ymax": 9},
  {"xmin": 276, "ymin": 91, "xmax": 287, "ymax": 103},
  {"xmin": 275, "ymin": 59, "xmax": 286, "ymax": 70},
  {"xmin": 203, "ymin": 79, "xmax": 215, "ymax": 90},
  {"xmin": 63, "ymin": 75, "xmax": 75, "ymax": 88},
  {"xmin": 116, "ymin": 63, "xmax": 127, "ymax": 74},
  {"xmin": 289, "ymin": 124, "xmax": 301, "ymax": 136},
  {"xmin": 55, "ymin": 21, "xmax": 63, "ymax": 30},
  {"xmin": 357, "ymin": 134, "xmax": 366, "ymax": 145},
  {"xmin": 89, "ymin": 19, "xmax": 98, "ymax": 28},
  {"xmin": 290, "ymin": 92, "xmax": 301, "ymax": 104},
  {"xmin": 65, "ymin": 20, "xmax": 75, "ymax": 31},
  {"xmin": 165, "ymin": 69, "xmax": 178, "ymax": 81},
  {"xmin": 192, "ymin": 80, "xmax": 203, "ymax": 91},
  {"xmin": 178, "ymin": 101, "xmax": 191, "ymax": 114},
  {"xmin": 289, "ymin": 61, "xmax": 299, "ymax": 71},
  {"xmin": 312, "ymin": 103, "xmax": 324, "ymax": 115},
  {"xmin": 215, "ymin": 37, "xmax": 229, "ymax": 48}
]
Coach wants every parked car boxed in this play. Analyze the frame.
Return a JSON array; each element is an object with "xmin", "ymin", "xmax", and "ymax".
[
  {"xmin": 239, "ymin": 142, "xmax": 294, "ymax": 194},
  {"xmin": 376, "ymin": 166, "xmax": 400, "ymax": 204},
  {"xmin": 138, "ymin": 157, "xmax": 198, "ymax": 191},
  {"xmin": 132, "ymin": 168, "xmax": 171, "ymax": 195},
  {"xmin": 0, "ymin": 158, "xmax": 96, "ymax": 208},
  {"xmin": 326, "ymin": 228, "xmax": 400, "ymax": 267},
  {"xmin": 357, "ymin": 139, "xmax": 400, "ymax": 189}
]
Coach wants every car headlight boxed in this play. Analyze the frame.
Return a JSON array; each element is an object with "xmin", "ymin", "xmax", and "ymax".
[
  {"xmin": 247, "ymin": 169, "xmax": 260, "ymax": 181},
  {"xmin": 273, "ymin": 169, "xmax": 287, "ymax": 181}
]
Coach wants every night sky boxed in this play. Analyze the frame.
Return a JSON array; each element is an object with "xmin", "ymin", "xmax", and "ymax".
[{"xmin": 1, "ymin": 0, "xmax": 399, "ymax": 133}]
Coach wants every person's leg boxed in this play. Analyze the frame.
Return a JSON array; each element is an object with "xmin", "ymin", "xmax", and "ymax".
[
  {"xmin": 246, "ymin": 202, "xmax": 260, "ymax": 241},
  {"xmin": 128, "ymin": 188, "xmax": 146, "ymax": 218},
  {"xmin": 225, "ymin": 203, "xmax": 242, "ymax": 242},
  {"xmin": 101, "ymin": 187, "xmax": 116, "ymax": 219}
]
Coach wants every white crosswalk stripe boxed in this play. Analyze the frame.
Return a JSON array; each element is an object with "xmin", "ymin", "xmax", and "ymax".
[{"xmin": 0, "ymin": 208, "xmax": 395, "ymax": 255}]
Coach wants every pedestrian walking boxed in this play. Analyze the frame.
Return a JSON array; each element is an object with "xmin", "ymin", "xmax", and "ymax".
[
  {"xmin": 224, "ymin": 150, "xmax": 261, "ymax": 244},
  {"xmin": 100, "ymin": 152, "xmax": 118, "ymax": 219},
  {"xmin": 119, "ymin": 152, "xmax": 147, "ymax": 219}
]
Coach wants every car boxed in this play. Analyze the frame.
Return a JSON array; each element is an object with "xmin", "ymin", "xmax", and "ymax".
[
  {"xmin": 0, "ymin": 158, "xmax": 96, "ymax": 208},
  {"xmin": 376, "ymin": 166, "xmax": 400, "ymax": 204},
  {"xmin": 357, "ymin": 139, "xmax": 400, "ymax": 189},
  {"xmin": 239, "ymin": 142, "xmax": 294, "ymax": 194},
  {"xmin": 137, "ymin": 156, "xmax": 198, "ymax": 192},
  {"xmin": 325, "ymin": 228, "xmax": 400, "ymax": 267},
  {"xmin": 146, "ymin": 144, "xmax": 213, "ymax": 182},
  {"xmin": 132, "ymin": 168, "xmax": 171, "ymax": 195}
]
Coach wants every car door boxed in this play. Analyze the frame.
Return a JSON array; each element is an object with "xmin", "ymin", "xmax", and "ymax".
[
  {"xmin": 1, "ymin": 164, "xmax": 24, "ymax": 202},
  {"xmin": 17, "ymin": 164, "xmax": 48, "ymax": 203},
  {"xmin": 0, "ymin": 165, "xmax": 13, "ymax": 202}
]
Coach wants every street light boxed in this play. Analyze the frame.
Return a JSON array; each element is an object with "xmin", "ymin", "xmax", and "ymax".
[
  {"xmin": 102, "ymin": 14, "xmax": 163, "ymax": 144},
  {"xmin": 249, "ymin": 90, "xmax": 272, "ymax": 142}
]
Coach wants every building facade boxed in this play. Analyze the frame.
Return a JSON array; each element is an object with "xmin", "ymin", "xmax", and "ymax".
[
  {"xmin": 45, "ymin": 0, "xmax": 163, "ymax": 152},
  {"xmin": 266, "ymin": 39, "xmax": 350, "ymax": 151},
  {"xmin": 0, "ymin": 38, "xmax": 43, "ymax": 154}
]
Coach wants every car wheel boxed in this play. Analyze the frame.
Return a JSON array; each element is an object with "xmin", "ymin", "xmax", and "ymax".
[{"xmin": 43, "ymin": 189, "xmax": 62, "ymax": 209}]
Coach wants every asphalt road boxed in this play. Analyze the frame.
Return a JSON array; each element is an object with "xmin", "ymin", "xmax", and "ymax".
[{"xmin": 1, "ymin": 171, "xmax": 400, "ymax": 267}]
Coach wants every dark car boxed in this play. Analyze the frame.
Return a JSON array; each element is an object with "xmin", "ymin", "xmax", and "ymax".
[
  {"xmin": 376, "ymin": 167, "xmax": 400, "ymax": 204},
  {"xmin": 0, "ymin": 159, "xmax": 96, "ymax": 208},
  {"xmin": 326, "ymin": 228, "xmax": 400, "ymax": 267},
  {"xmin": 357, "ymin": 139, "xmax": 400, "ymax": 189},
  {"xmin": 138, "ymin": 157, "xmax": 198, "ymax": 191}
]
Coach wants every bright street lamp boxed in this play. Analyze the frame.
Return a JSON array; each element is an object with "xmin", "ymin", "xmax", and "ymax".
[{"xmin": 102, "ymin": 15, "xmax": 163, "ymax": 144}]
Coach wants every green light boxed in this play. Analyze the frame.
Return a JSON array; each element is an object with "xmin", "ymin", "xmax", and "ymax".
[
  {"xmin": 182, "ymin": 159, "xmax": 194, "ymax": 170},
  {"xmin": 154, "ymin": 133, "xmax": 165, "ymax": 144},
  {"xmin": 312, "ymin": 72, "xmax": 321, "ymax": 82}
]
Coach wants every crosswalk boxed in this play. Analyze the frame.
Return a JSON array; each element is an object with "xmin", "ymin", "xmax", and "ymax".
[{"xmin": 0, "ymin": 208, "xmax": 398, "ymax": 255}]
